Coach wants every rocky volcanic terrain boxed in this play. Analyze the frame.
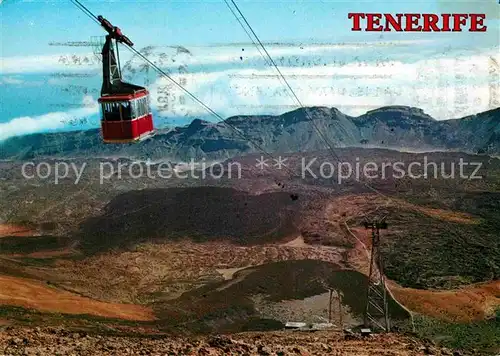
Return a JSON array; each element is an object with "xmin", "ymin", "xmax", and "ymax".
[{"xmin": 0, "ymin": 327, "xmax": 458, "ymax": 356}]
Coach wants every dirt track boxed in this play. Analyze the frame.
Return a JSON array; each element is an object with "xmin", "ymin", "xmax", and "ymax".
[
  {"xmin": 0, "ymin": 224, "xmax": 155, "ymax": 321},
  {"xmin": 0, "ymin": 275, "xmax": 155, "ymax": 321},
  {"xmin": 388, "ymin": 280, "xmax": 500, "ymax": 323},
  {"xmin": 0, "ymin": 224, "xmax": 36, "ymax": 237},
  {"xmin": 327, "ymin": 194, "xmax": 478, "ymax": 225}
]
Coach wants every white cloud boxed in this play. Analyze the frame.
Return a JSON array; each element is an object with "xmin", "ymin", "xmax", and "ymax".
[
  {"xmin": 0, "ymin": 76, "xmax": 45, "ymax": 86},
  {"xmin": 146, "ymin": 49, "xmax": 500, "ymax": 121},
  {"xmin": 167, "ymin": 40, "xmax": 435, "ymax": 66},
  {"xmin": 0, "ymin": 53, "xmax": 99, "ymax": 74},
  {"xmin": 0, "ymin": 40, "xmax": 432, "ymax": 74},
  {"xmin": 46, "ymin": 77, "xmax": 69, "ymax": 85},
  {"xmin": 0, "ymin": 76, "xmax": 24, "ymax": 84},
  {"xmin": 0, "ymin": 96, "xmax": 99, "ymax": 141}
]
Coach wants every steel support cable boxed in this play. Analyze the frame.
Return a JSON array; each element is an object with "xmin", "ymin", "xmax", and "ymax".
[
  {"xmin": 222, "ymin": 0, "xmax": 272, "ymax": 68},
  {"xmin": 225, "ymin": 0, "xmax": 345, "ymax": 162},
  {"xmin": 69, "ymin": 0, "xmax": 301, "ymax": 181},
  {"xmin": 123, "ymin": 44, "xmax": 299, "ymax": 179},
  {"xmin": 224, "ymin": 0, "xmax": 397, "ymax": 201}
]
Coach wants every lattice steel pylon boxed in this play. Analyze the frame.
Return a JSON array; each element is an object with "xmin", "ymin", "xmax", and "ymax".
[{"xmin": 363, "ymin": 219, "xmax": 390, "ymax": 332}]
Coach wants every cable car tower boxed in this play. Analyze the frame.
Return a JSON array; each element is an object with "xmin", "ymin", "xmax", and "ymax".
[
  {"xmin": 96, "ymin": 15, "xmax": 155, "ymax": 143},
  {"xmin": 363, "ymin": 218, "xmax": 390, "ymax": 332}
]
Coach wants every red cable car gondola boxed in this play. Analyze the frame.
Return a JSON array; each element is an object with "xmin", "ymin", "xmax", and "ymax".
[{"xmin": 97, "ymin": 15, "xmax": 155, "ymax": 143}]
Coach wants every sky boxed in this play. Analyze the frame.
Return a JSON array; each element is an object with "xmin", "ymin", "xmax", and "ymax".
[{"xmin": 1, "ymin": 0, "xmax": 499, "ymax": 140}]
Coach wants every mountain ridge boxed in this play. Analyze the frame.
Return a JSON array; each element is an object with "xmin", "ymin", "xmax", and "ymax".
[{"xmin": 0, "ymin": 105, "xmax": 498, "ymax": 160}]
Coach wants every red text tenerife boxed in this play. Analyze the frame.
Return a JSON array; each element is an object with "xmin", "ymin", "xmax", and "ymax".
[{"xmin": 348, "ymin": 13, "xmax": 487, "ymax": 32}]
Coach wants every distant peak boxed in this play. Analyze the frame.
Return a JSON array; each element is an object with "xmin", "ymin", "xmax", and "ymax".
[
  {"xmin": 188, "ymin": 118, "xmax": 209, "ymax": 128},
  {"xmin": 365, "ymin": 106, "xmax": 434, "ymax": 120},
  {"xmin": 289, "ymin": 106, "xmax": 330, "ymax": 113},
  {"xmin": 367, "ymin": 106, "xmax": 421, "ymax": 113},
  {"xmin": 283, "ymin": 106, "xmax": 343, "ymax": 118}
]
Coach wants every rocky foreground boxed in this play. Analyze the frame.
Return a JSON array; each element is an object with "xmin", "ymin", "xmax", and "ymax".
[{"xmin": 0, "ymin": 327, "xmax": 461, "ymax": 356}]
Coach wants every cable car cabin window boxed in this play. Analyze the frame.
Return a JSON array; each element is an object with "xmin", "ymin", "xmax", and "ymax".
[
  {"xmin": 131, "ymin": 100, "xmax": 138, "ymax": 119},
  {"xmin": 136, "ymin": 97, "xmax": 146, "ymax": 118},
  {"xmin": 136, "ymin": 98, "xmax": 142, "ymax": 118},
  {"xmin": 102, "ymin": 102, "xmax": 121, "ymax": 121},
  {"xmin": 141, "ymin": 97, "xmax": 146, "ymax": 117},
  {"xmin": 101, "ymin": 101, "xmax": 134, "ymax": 121},
  {"xmin": 119, "ymin": 101, "xmax": 132, "ymax": 120},
  {"xmin": 142, "ymin": 97, "xmax": 147, "ymax": 115},
  {"xmin": 114, "ymin": 103, "xmax": 121, "ymax": 121}
]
